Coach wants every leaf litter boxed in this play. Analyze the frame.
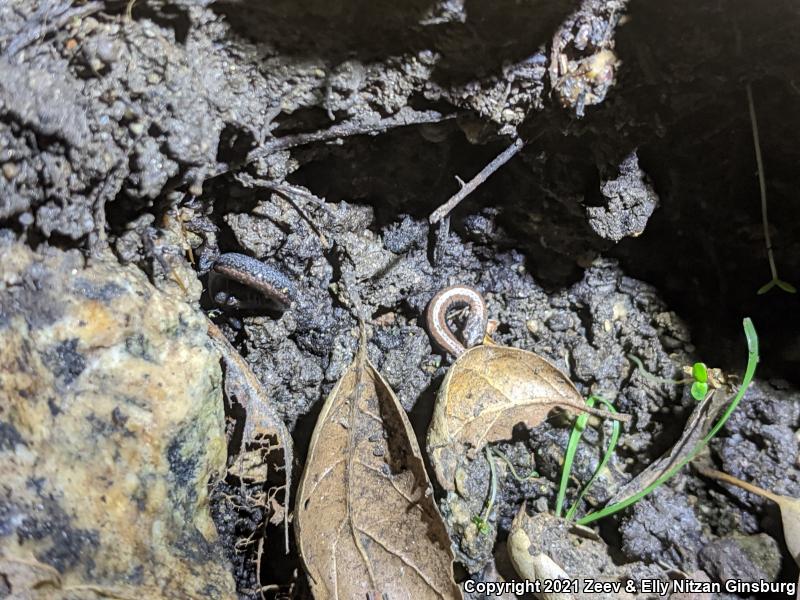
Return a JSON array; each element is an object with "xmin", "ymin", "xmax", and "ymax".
[
  {"xmin": 295, "ymin": 322, "xmax": 461, "ymax": 599},
  {"xmin": 208, "ymin": 320, "xmax": 294, "ymax": 553},
  {"xmin": 695, "ymin": 463, "xmax": 800, "ymax": 598},
  {"xmin": 426, "ymin": 343, "xmax": 630, "ymax": 492}
]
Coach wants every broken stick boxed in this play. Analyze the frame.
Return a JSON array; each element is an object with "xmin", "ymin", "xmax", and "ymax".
[{"xmin": 429, "ymin": 136, "xmax": 524, "ymax": 224}]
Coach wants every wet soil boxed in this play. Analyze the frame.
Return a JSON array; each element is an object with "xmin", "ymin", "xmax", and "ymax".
[{"xmin": 1, "ymin": 0, "xmax": 799, "ymax": 598}]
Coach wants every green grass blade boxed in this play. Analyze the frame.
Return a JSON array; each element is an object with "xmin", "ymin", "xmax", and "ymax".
[
  {"xmin": 565, "ymin": 397, "xmax": 621, "ymax": 521},
  {"xmin": 577, "ymin": 318, "xmax": 759, "ymax": 525},
  {"xmin": 555, "ymin": 404, "xmax": 592, "ymax": 518}
]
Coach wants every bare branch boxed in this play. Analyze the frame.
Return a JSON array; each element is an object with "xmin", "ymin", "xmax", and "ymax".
[{"xmin": 429, "ymin": 137, "xmax": 524, "ymax": 224}]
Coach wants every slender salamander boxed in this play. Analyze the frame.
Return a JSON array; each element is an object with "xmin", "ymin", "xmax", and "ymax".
[
  {"xmin": 426, "ymin": 285, "xmax": 488, "ymax": 357},
  {"xmin": 210, "ymin": 252, "xmax": 296, "ymax": 310}
]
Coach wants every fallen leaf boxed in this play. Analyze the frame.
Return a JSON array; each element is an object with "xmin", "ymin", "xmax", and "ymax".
[
  {"xmin": 507, "ymin": 508, "xmax": 637, "ymax": 600},
  {"xmin": 604, "ymin": 388, "xmax": 729, "ymax": 506},
  {"xmin": 427, "ymin": 344, "xmax": 630, "ymax": 491},
  {"xmin": 695, "ymin": 464, "xmax": 800, "ymax": 597},
  {"xmin": 295, "ymin": 335, "xmax": 461, "ymax": 600},
  {"xmin": 207, "ymin": 321, "xmax": 293, "ymax": 552},
  {"xmin": 507, "ymin": 523, "xmax": 573, "ymax": 600}
]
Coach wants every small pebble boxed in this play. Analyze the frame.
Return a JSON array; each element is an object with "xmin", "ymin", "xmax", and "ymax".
[{"xmin": 2, "ymin": 162, "xmax": 18, "ymax": 180}]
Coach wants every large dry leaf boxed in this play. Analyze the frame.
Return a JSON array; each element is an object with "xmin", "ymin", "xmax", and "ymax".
[
  {"xmin": 605, "ymin": 388, "xmax": 729, "ymax": 506},
  {"xmin": 295, "ymin": 343, "xmax": 461, "ymax": 600},
  {"xmin": 427, "ymin": 344, "xmax": 629, "ymax": 491},
  {"xmin": 696, "ymin": 465, "xmax": 800, "ymax": 599}
]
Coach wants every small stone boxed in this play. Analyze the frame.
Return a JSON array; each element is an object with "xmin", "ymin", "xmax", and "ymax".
[
  {"xmin": 612, "ymin": 301, "xmax": 628, "ymax": 320},
  {"xmin": 2, "ymin": 162, "xmax": 18, "ymax": 179},
  {"xmin": 129, "ymin": 121, "xmax": 145, "ymax": 136}
]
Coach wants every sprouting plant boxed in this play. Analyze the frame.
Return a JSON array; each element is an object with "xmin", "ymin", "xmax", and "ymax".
[
  {"xmin": 555, "ymin": 395, "xmax": 621, "ymax": 520},
  {"xmin": 628, "ymin": 354, "xmax": 721, "ymax": 402},
  {"xmin": 474, "ymin": 448, "xmax": 540, "ymax": 535},
  {"xmin": 746, "ymin": 84, "xmax": 796, "ymax": 295},
  {"xmin": 473, "ymin": 447, "xmax": 498, "ymax": 535},
  {"xmin": 491, "ymin": 449, "xmax": 540, "ymax": 482},
  {"xmin": 557, "ymin": 318, "xmax": 759, "ymax": 525}
]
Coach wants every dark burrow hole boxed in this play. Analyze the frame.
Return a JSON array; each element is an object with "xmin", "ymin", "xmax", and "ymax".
[{"xmin": 281, "ymin": 2, "xmax": 800, "ymax": 388}]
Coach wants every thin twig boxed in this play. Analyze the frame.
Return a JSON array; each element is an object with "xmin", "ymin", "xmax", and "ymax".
[
  {"xmin": 237, "ymin": 176, "xmax": 332, "ymax": 249},
  {"xmin": 173, "ymin": 109, "xmax": 453, "ymax": 195},
  {"xmin": 251, "ymin": 109, "xmax": 451, "ymax": 163},
  {"xmin": 429, "ymin": 137, "xmax": 524, "ymax": 223},
  {"xmin": 210, "ymin": 109, "xmax": 453, "ymax": 184},
  {"xmin": 3, "ymin": 1, "xmax": 103, "ymax": 58}
]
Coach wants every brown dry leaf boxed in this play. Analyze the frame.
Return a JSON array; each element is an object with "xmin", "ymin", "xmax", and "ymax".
[
  {"xmin": 507, "ymin": 508, "xmax": 636, "ymax": 600},
  {"xmin": 295, "ymin": 337, "xmax": 461, "ymax": 600},
  {"xmin": 427, "ymin": 344, "xmax": 630, "ymax": 491},
  {"xmin": 207, "ymin": 321, "xmax": 293, "ymax": 552},
  {"xmin": 695, "ymin": 464, "xmax": 800, "ymax": 595},
  {"xmin": 605, "ymin": 388, "xmax": 730, "ymax": 506}
]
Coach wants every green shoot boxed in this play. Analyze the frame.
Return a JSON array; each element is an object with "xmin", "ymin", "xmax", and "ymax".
[
  {"xmin": 471, "ymin": 515, "xmax": 490, "ymax": 535},
  {"xmin": 576, "ymin": 318, "xmax": 759, "ymax": 525},
  {"xmin": 556, "ymin": 396, "xmax": 620, "ymax": 519},
  {"xmin": 555, "ymin": 409, "xmax": 587, "ymax": 518},
  {"xmin": 565, "ymin": 397, "xmax": 621, "ymax": 521},
  {"xmin": 491, "ymin": 449, "xmax": 540, "ymax": 482},
  {"xmin": 629, "ymin": 354, "xmax": 710, "ymax": 402},
  {"xmin": 474, "ymin": 446, "xmax": 498, "ymax": 535},
  {"xmin": 746, "ymin": 84, "xmax": 796, "ymax": 295},
  {"xmin": 474, "ymin": 449, "xmax": 538, "ymax": 534}
]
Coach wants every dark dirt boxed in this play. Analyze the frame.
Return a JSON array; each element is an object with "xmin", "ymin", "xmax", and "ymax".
[{"xmin": 1, "ymin": 0, "xmax": 799, "ymax": 598}]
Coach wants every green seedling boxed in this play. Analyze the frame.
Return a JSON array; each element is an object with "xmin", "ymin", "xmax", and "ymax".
[
  {"xmin": 556, "ymin": 396, "xmax": 621, "ymax": 520},
  {"xmin": 690, "ymin": 361, "xmax": 709, "ymax": 401},
  {"xmin": 474, "ymin": 447, "xmax": 498, "ymax": 536},
  {"xmin": 628, "ymin": 355, "xmax": 717, "ymax": 402},
  {"xmin": 471, "ymin": 515, "xmax": 490, "ymax": 535},
  {"xmin": 572, "ymin": 318, "xmax": 759, "ymax": 525},
  {"xmin": 746, "ymin": 84, "xmax": 796, "ymax": 295},
  {"xmin": 474, "ymin": 447, "xmax": 540, "ymax": 535},
  {"xmin": 491, "ymin": 449, "xmax": 540, "ymax": 482}
]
